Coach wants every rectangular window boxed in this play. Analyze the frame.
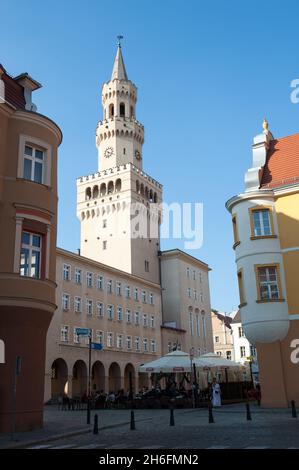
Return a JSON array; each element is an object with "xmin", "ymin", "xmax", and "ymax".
[
  {"xmin": 200, "ymin": 293, "xmax": 203, "ymax": 302},
  {"xmin": 250, "ymin": 345, "xmax": 257, "ymax": 357},
  {"xmin": 107, "ymin": 279, "xmax": 113, "ymax": 294},
  {"xmin": 134, "ymin": 288, "xmax": 139, "ymax": 301},
  {"xmin": 240, "ymin": 346, "xmax": 246, "ymax": 358},
  {"xmin": 232, "ymin": 214, "xmax": 240, "ymax": 246},
  {"xmin": 143, "ymin": 338, "xmax": 148, "ymax": 352},
  {"xmin": 187, "ymin": 288, "xmax": 191, "ymax": 298},
  {"xmin": 199, "ymin": 272, "xmax": 202, "ymax": 283},
  {"xmin": 103, "ymin": 241, "xmax": 107, "ymax": 250},
  {"xmin": 75, "ymin": 268, "xmax": 81, "ymax": 284},
  {"xmin": 97, "ymin": 275, "xmax": 104, "ymax": 290},
  {"xmin": 186, "ymin": 267, "xmax": 190, "ymax": 278},
  {"xmin": 96, "ymin": 302, "xmax": 104, "ymax": 317},
  {"xmin": 189, "ymin": 312, "xmax": 194, "ymax": 336},
  {"xmin": 193, "ymin": 270, "xmax": 196, "ymax": 280},
  {"xmin": 117, "ymin": 306, "xmax": 123, "ymax": 321},
  {"xmin": 63, "ymin": 263, "xmax": 71, "ymax": 281},
  {"xmin": 196, "ymin": 315, "xmax": 201, "ymax": 336},
  {"xmin": 116, "ymin": 282, "xmax": 122, "ymax": 296},
  {"xmin": 126, "ymin": 309, "xmax": 131, "ymax": 324},
  {"xmin": 145, "ymin": 260, "xmax": 149, "ymax": 272},
  {"xmin": 96, "ymin": 330, "xmax": 104, "ymax": 345},
  {"xmin": 226, "ymin": 351, "xmax": 232, "ymax": 360},
  {"xmin": 238, "ymin": 326, "xmax": 244, "ymax": 338},
  {"xmin": 215, "ymin": 335, "xmax": 219, "ymax": 343},
  {"xmin": 216, "ymin": 351, "xmax": 222, "ymax": 356},
  {"xmin": 150, "ymin": 315, "xmax": 155, "ymax": 328},
  {"xmin": 73, "ymin": 327, "xmax": 80, "ymax": 344},
  {"xmin": 256, "ymin": 265, "xmax": 281, "ymax": 301},
  {"xmin": 20, "ymin": 231, "xmax": 42, "ymax": 278},
  {"xmin": 74, "ymin": 296, "xmax": 82, "ymax": 313},
  {"xmin": 135, "ymin": 337, "xmax": 140, "ymax": 351},
  {"xmin": 125, "ymin": 285, "xmax": 131, "ymax": 299},
  {"xmin": 117, "ymin": 334, "xmax": 123, "ymax": 349},
  {"xmin": 103, "ymin": 219, "xmax": 107, "ymax": 228},
  {"xmin": 143, "ymin": 313, "xmax": 148, "ymax": 327},
  {"xmin": 251, "ymin": 208, "xmax": 273, "ymax": 237},
  {"xmin": 60, "ymin": 325, "xmax": 69, "ymax": 342},
  {"xmin": 86, "ymin": 272, "xmax": 93, "ymax": 288},
  {"xmin": 86, "ymin": 299, "xmax": 93, "ymax": 315},
  {"xmin": 135, "ymin": 311, "xmax": 140, "ymax": 325},
  {"xmin": 107, "ymin": 332, "xmax": 113, "ymax": 348},
  {"xmin": 142, "ymin": 290, "xmax": 147, "ymax": 303},
  {"xmin": 202, "ymin": 315, "xmax": 206, "ymax": 337},
  {"xmin": 194, "ymin": 290, "xmax": 197, "ymax": 300},
  {"xmin": 237, "ymin": 269, "xmax": 245, "ymax": 305},
  {"xmin": 107, "ymin": 304, "xmax": 114, "ymax": 320},
  {"xmin": 151, "ymin": 339, "xmax": 156, "ymax": 353},
  {"xmin": 62, "ymin": 293, "xmax": 70, "ymax": 311},
  {"xmin": 149, "ymin": 293, "xmax": 154, "ymax": 305},
  {"xmin": 126, "ymin": 335, "xmax": 132, "ymax": 350},
  {"xmin": 23, "ymin": 145, "xmax": 45, "ymax": 184}
]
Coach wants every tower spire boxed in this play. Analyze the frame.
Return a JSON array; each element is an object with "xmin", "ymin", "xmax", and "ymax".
[{"xmin": 111, "ymin": 36, "xmax": 128, "ymax": 81}]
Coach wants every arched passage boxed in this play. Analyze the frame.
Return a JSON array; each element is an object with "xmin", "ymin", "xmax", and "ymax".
[
  {"xmin": 72, "ymin": 360, "xmax": 87, "ymax": 398},
  {"xmin": 51, "ymin": 358, "xmax": 68, "ymax": 398},
  {"xmin": 124, "ymin": 363, "xmax": 135, "ymax": 393},
  {"xmin": 108, "ymin": 362, "xmax": 121, "ymax": 392},
  {"xmin": 92, "ymin": 361, "xmax": 105, "ymax": 392}
]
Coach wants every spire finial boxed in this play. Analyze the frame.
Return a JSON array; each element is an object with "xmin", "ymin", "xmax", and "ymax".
[
  {"xmin": 263, "ymin": 117, "xmax": 268, "ymax": 131},
  {"xmin": 117, "ymin": 35, "xmax": 124, "ymax": 48}
]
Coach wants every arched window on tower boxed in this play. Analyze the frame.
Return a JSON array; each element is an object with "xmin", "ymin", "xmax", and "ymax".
[
  {"xmin": 108, "ymin": 181, "xmax": 114, "ymax": 194},
  {"xmin": 115, "ymin": 178, "xmax": 121, "ymax": 192},
  {"xmin": 149, "ymin": 189, "xmax": 153, "ymax": 202},
  {"xmin": 100, "ymin": 183, "xmax": 106, "ymax": 196},
  {"xmin": 109, "ymin": 104, "xmax": 114, "ymax": 118},
  {"xmin": 85, "ymin": 187, "xmax": 91, "ymax": 200},
  {"xmin": 92, "ymin": 185, "xmax": 99, "ymax": 198},
  {"xmin": 136, "ymin": 180, "xmax": 140, "ymax": 194},
  {"xmin": 120, "ymin": 103, "xmax": 125, "ymax": 117}
]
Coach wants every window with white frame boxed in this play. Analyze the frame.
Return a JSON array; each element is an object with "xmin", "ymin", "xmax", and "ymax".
[
  {"xmin": 143, "ymin": 313, "xmax": 148, "ymax": 327},
  {"xmin": 250, "ymin": 345, "xmax": 257, "ymax": 357},
  {"xmin": 86, "ymin": 272, "xmax": 93, "ymax": 288},
  {"xmin": 149, "ymin": 293, "xmax": 154, "ymax": 305},
  {"xmin": 126, "ymin": 335, "xmax": 132, "ymax": 350},
  {"xmin": 125, "ymin": 285, "xmax": 131, "ymax": 299},
  {"xmin": 20, "ymin": 232, "xmax": 42, "ymax": 278},
  {"xmin": 75, "ymin": 268, "xmax": 81, "ymax": 284},
  {"xmin": 226, "ymin": 350, "xmax": 232, "ymax": 360},
  {"xmin": 189, "ymin": 312, "xmax": 194, "ymax": 335},
  {"xmin": 74, "ymin": 296, "xmax": 82, "ymax": 313},
  {"xmin": 116, "ymin": 282, "xmax": 122, "ymax": 296},
  {"xmin": 126, "ymin": 309, "xmax": 131, "ymax": 324},
  {"xmin": 60, "ymin": 325, "xmax": 69, "ymax": 342},
  {"xmin": 135, "ymin": 337, "xmax": 140, "ymax": 351},
  {"xmin": 62, "ymin": 293, "xmax": 70, "ymax": 311},
  {"xmin": 73, "ymin": 327, "xmax": 80, "ymax": 344},
  {"xmin": 257, "ymin": 266, "xmax": 280, "ymax": 301},
  {"xmin": 96, "ymin": 275, "xmax": 104, "ymax": 290},
  {"xmin": 150, "ymin": 315, "xmax": 155, "ymax": 328},
  {"xmin": 23, "ymin": 144, "xmax": 45, "ymax": 184},
  {"xmin": 142, "ymin": 290, "xmax": 147, "ymax": 303},
  {"xmin": 252, "ymin": 209, "xmax": 272, "ymax": 237},
  {"xmin": 134, "ymin": 288, "xmax": 139, "ymax": 301},
  {"xmin": 240, "ymin": 346, "xmax": 246, "ymax": 358},
  {"xmin": 107, "ymin": 332, "xmax": 113, "ymax": 347},
  {"xmin": 96, "ymin": 330, "xmax": 104, "ymax": 345},
  {"xmin": 107, "ymin": 305, "xmax": 114, "ymax": 320},
  {"xmin": 238, "ymin": 327, "xmax": 244, "ymax": 338},
  {"xmin": 117, "ymin": 306, "xmax": 123, "ymax": 321},
  {"xmin": 86, "ymin": 299, "xmax": 93, "ymax": 315},
  {"xmin": 143, "ymin": 338, "xmax": 148, "ymax": 352},
  {"xmin": 117, "ymin": 334, "xmax": 123, "ymax": 349},
  {"xmin": 187, "ymin": 288, "xmax": 191, "ymax": 298},
  {"xmin": 200, "ymin": 293, "xmax": 203, "ymax": 302},
  {"xmin": 151, "ymin": 339, "xmax": 156, "ymax": 353},
  {"xmin": 107, "ymin": 279, "xmax": 113, "ymax": 294},
  {"xmin": 135, "ymin": 311, "xmax": 140, "ymax": 325},
  {"xmin": 96, "ymin": 302, "xmax": 104, "ymax": 317},
  {"xmin": 63, "ymin": 263, "xmax": 71, "ymax": 281}
]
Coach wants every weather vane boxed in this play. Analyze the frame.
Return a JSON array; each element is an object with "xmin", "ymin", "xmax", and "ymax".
[{"xmin": 117, "ymin": 35, "xmax": 124, "ymax": 47}]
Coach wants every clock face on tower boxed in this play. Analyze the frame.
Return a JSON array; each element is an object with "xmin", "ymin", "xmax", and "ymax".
[
  {"xmin": 104, "ymin": 146, "xmax": 114, "ymax": 158},
  {"xmin": 135, "ymin": 150, "xmax": 141, "ymax": 160}
]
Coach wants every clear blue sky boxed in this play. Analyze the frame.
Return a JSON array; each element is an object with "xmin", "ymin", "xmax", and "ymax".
[{"xmin": 2, "ymin": 0, "xmax": 299, "ymax": 312}]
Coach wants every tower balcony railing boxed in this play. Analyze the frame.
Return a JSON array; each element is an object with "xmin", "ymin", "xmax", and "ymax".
[{"xmin": 97, "ymin": 116, "xmax": 144, "ymax": 129}]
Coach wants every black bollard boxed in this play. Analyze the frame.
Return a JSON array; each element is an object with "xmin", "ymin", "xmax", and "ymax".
[
  {"xmin": 93, "ymin": 414, "xmax": 99, "ymax": 434},
  {"xmin": 130, "ymin": 410, "xmax": 136, "ymax": 430},
  {"xmin": 246, "ymin": 403, "xmax": 252, "ymax": 421},
  {"xmin": 291, "ymin": 400, "xmax": 297, "ymax": 418},
  {"xmin": 169, "ymin": 407, "xmax": 175, "ymax": 426},
  {"xmin": 208, "ymin": 404, "xmax": 214, "ymax": 423}
]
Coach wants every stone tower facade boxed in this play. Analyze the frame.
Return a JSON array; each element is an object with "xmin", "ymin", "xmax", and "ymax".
[{"xmin": 77, "ymin": 46, "xmax": 163, "ymax": 284}]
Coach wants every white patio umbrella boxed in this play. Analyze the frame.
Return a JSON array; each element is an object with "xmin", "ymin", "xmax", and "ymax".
[
  {"xmin": 139, "ymin": 350, "xmax": 202, "ymax": 373},
  {"xmin": 194, "ymin": 353, "xmax": 243, "ymax": 369}
]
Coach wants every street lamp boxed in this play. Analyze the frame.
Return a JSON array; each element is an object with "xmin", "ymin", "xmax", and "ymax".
[{"xmin": 190, "ymin": 347, "xmax": 195, "ymax": 408}]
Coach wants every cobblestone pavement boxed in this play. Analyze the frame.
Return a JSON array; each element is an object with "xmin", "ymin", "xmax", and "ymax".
[{"xmin": 2, "ymin": 403, "xmax": 298, "ymax": 449}]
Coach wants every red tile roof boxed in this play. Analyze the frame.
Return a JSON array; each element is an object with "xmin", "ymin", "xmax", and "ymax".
[{"xmin": 261, "ymin": 133, "xmax": 299, "ymax": 189}]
